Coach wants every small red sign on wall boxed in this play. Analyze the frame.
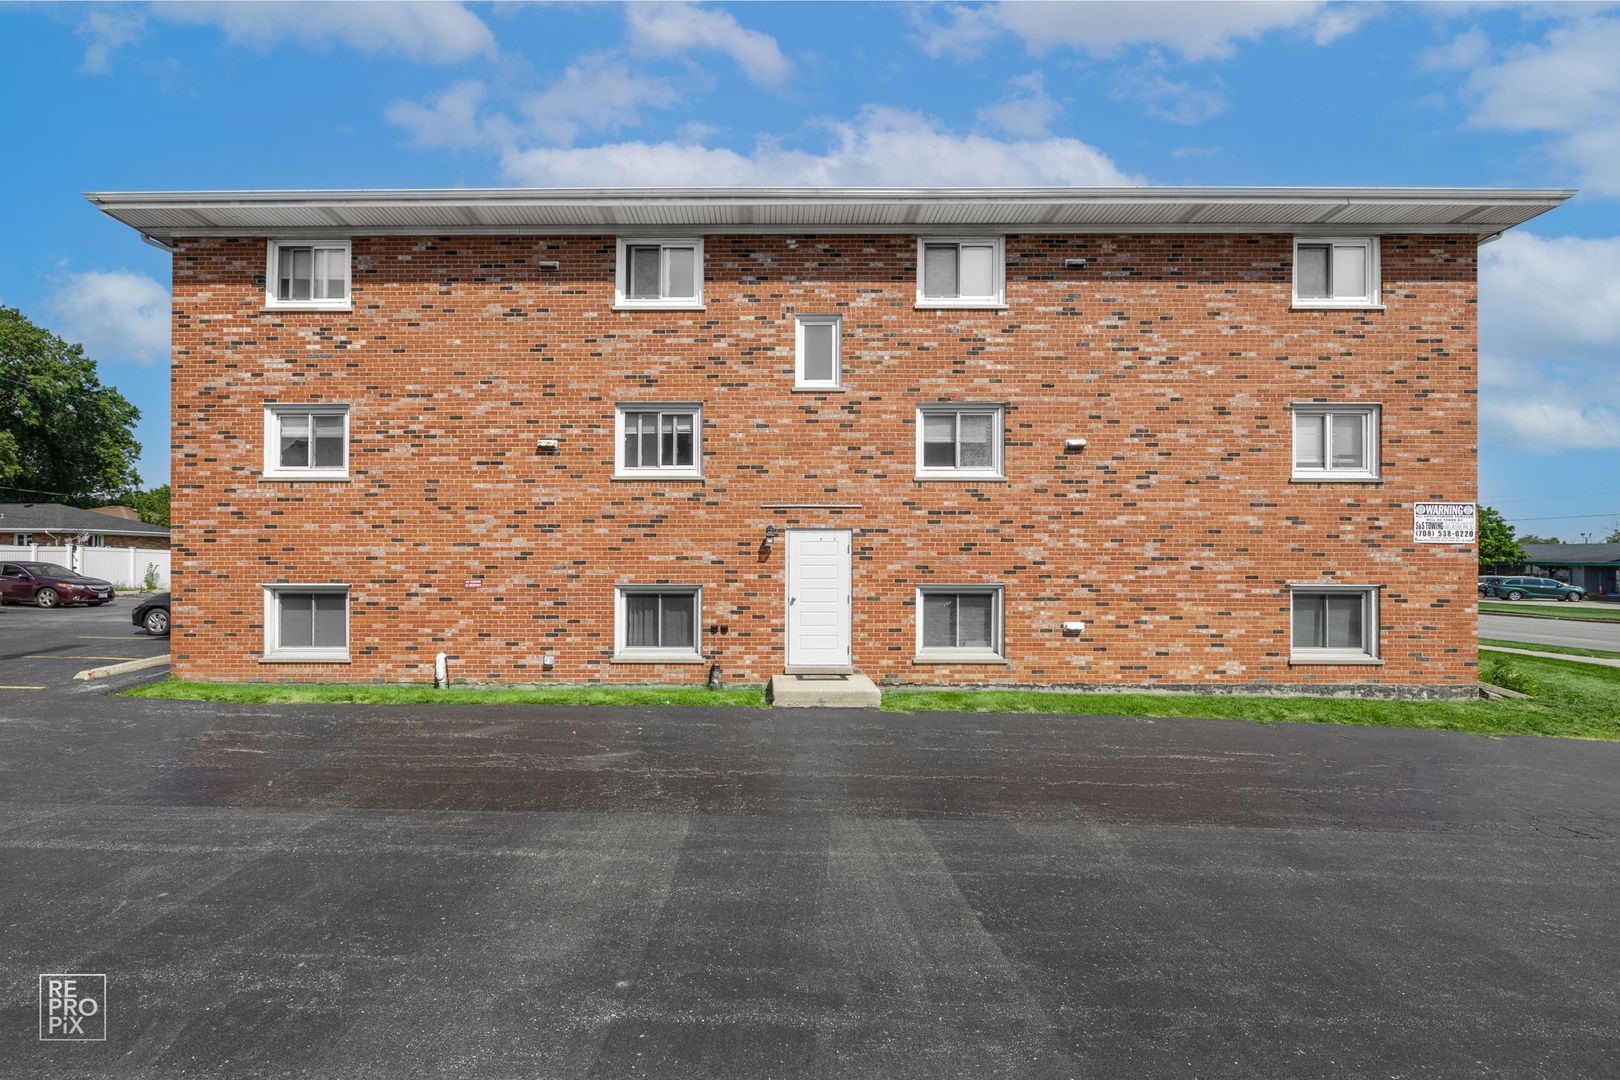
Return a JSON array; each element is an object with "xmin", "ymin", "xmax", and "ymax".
[{"xmin": 463, "ymin": 578, "xmax": 483, "ymax": 589}]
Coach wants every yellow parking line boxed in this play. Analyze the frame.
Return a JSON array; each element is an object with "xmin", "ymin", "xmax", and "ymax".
[
  {"xmin": 78, "ymin": 636, "xmax": 139, "ymax": 640},
  {"xmin": 0, "ymin": 685, "xmax": 46, "ymax": 690},
  {"xmin": 23, "ymin": 654, "xmax": 142, "ymax": 661}
]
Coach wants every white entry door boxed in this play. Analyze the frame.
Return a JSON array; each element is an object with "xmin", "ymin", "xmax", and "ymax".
[{"xmin": 785, "ymin": 529, "xmax": 852, "ymax": 670}]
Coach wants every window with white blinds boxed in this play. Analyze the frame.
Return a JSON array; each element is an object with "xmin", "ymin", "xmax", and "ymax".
[
  {"xmin": 267, "ymin": 240, "xmax": 350, "ymax": 309},
  {"xmin": 615, "ymin": 586, "xmax": 702, "ymax": 661},
  {"xmin": 916, "ymin": 587, "xmax": 1004, "ymax": 661},
  {"xmin": 1292, "ymin": 237, "xmax": 1379, "ymax": 307},
  {"xmin": 263, "ymin": 586, "xmax": 349, "ymax": 662},
  {"xmin": 264, "ymin": 405, "xmax": 349, "ymax": 480},
  {"xmin": 795, "ymin": 314, "xmax": 842, "ymax": 389},
  {"xmin": 917, "ymin": 404, "xmax": 1004, "ymax": 479},
  {"xmin": 1291, "ymin": 404, "xmax": 1379, "ymax": 480},
  {"xmin": 917, "ymin": 238, "xmax": 1004, "ymax": 307},
  {"xmin": 1290, "ymin": 587, "xmax": 1378, "ymax": 662},
  {"xmin": 615, "ymin": 239, "xmax": 703, "ymax": 307}
]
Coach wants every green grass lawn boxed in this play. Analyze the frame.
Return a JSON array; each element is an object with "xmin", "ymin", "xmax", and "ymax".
[
  {"xmin": 1481, "ymin": 638, "xmax": 1620, "ymax": 661},
  {"xmin": 1480, "ymin": 601, "xmax": 1620, "ymax": 622},
  {"xmin": 124, "ymin": 651, "xmax": 1620, "ymax": 740},
  {"xmin": 125, "ymin": 680, "xmax": 767, "ymax": 709}
]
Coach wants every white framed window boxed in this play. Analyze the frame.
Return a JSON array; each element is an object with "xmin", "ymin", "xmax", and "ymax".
[
  {"xmin": 11, "ymin": 534, "xmax": 32, "ymax": 546},
  {"xmin": 916, "ymin": 403, "xmax": 1004, "ymax": 480},
  {"xmin": 915, "ymin": 585, "xmax": 1005, "ymax": 662},
  {"xmin": 614, "ymin": 585, "xmax": 703, "ymax": 663},
  {"xmin": 1292, "ymin": 237, "xmax": 1379, "ymax": 308},
  {"xmin": 615, "ymin": 403, "xmax": 702, "ymax": 479},
  {"xmin": 916, "ymin": 238, "xmax": 1005, "ymax": 308},
  {"xmin": 263, "ymin": 404, "xmax": 350, "ymax": 480},
  {"xmin": 262, "ymin": 584, "xmax": 350, "ymax": 663},
  {"xmin": 266, "ymin": 239, "xmax": 351, "ymax": 310},
  {"xmin": 614, "ymin": 238, "xmax": 703, "ymax": 309},
  {"xmin": 794, "ymin": 314, "xmax": 842, "ymax": 389},
  {"xmin": 1291, "ymin": 404, "xmax": 1380, "ymax": 481},
  {"xmin": 83, "ymin": 534, "xmax": 106, "ymax": 548},
  {"xmin": 1289, "ymin": 585, "xmax": 1380, "ymax": 664}
]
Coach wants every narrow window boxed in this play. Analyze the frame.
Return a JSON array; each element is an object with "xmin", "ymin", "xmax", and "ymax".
[
  {"xmin": 1291, "ymin": 405, "xmax": 1379, "ymax": 480},
  {"xmin": 1290, "ymin": 587, "xmax": 1378, "ymax": 662},
  {"xmin": 916, "ymin": 404, "xmax": 1004, "ymax": 479},
  {"xmin": 11, "ymin": 534, "xmax": 31, "ymax": 546},
  {"xmin": 1292, "ymin": 238, "xmax": 1378, "ymax": 307},
  {"xmin": 267, "ymin": 240, "xmax": 350, "ymax": 307},
  {"xmin": 795, "ymin": 315, "xmax": 842, "ymax": 389},
  {"xmin": 916, "ymin": 587, "xmax": 1004, "ymax": 660},
  {"xmin": 264, "ymin": 586, "xmax": 350, "ymax": 661},
  {"xmin": 616, "ymin": 586, "xmax": 702, "ymax": 661},
  {"xmin": 917, "ymin": 238, "xmax": 1004, "ymax": 307},
  {"xmin": 616, "ymin": 239, "xmax": 703, "ymax": 307},
  {"xmin": 616, "ymin": 404, "xmax": 701, "ymax": 477},
  {"xmin": 265, "ymin": 406, "xmax": 349, "ymax": 479}
]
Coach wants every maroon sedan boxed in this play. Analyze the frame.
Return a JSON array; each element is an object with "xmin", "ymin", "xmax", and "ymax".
[{"xmin": 0, "ymin": 562, "xmax": 116, "ymax": 608}]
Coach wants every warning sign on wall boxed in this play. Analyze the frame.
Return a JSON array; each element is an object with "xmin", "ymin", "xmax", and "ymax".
[{"xmin": 1413, "ymin": 503, "xmax": 1477, "ymax": 544}]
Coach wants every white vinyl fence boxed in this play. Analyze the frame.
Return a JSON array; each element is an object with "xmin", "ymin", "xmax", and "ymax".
[{"xmin": 0, "ymin": 544, "xmax": 170, "ymax": 589}]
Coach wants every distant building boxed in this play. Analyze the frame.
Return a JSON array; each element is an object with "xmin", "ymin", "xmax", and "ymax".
[
  {"xmin": 1521, "ymin": 544, "xmax": 1620, "ymax": 596},
  {"xmin": 0, "ymin": 503, "xmax": 170, "ymax": 550}
]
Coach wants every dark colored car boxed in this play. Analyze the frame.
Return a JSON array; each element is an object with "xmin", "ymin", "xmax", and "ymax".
[
  {"xmin": 1478, "ymin": 576, "xmax": 1504, "ymax": 596},
  {"xmin": 132, "ymin": 592, "xmax": 170, "ymax": 635},
  {"xmin": 0, "ymin": 561, "xmax": 116, "ymax": 608},
  {"xmin": 1489, "ymin": 576, "xmax": 1586, "ymax": 602}
]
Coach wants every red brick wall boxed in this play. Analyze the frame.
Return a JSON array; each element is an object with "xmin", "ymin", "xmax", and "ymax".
[{"xmin": 168, "ymin": 232, "xmax": 1479, "ymax": 694}]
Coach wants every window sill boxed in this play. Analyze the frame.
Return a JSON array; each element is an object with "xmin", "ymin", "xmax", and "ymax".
[
  {"xmin": 263, "ymin": 304, "xmax": 353, "ymax": 314},
  {"xmin": 612, "ymin": 303, "xmax": 706, "ymax": 312},
  {"xmin": 260, "ymin": 473, "xmax": 352, "ymax": 483},
  {"xmin": 611, "ymin": 652, "xmax": 707, "ymax": 665},
  {"xmin": 1289, "ymin": 654, "xmax": 1384, "ymax": 666},
  {"xmin": 1290, "ymin": 303, "xmax": 1386, "ymax": 312},
  {"xmin": 260, "ymin": 651, "xmax": 351, "ymax": 664},
  {"xmin": 913, "ymin": 652, "xmax": 1008, "ymax": 665},
  {"xmin": 792, "ymin": 386, "xmax": 845, "ymax": 393},
  {"xmin": 914, "ymin": 474, "xmax": 1007, "ymax": 483},
  {"xmin": 1289, "ymin": 475, "xmax": 1383, "ymax": 484},
  {"xmin": 611, "ymin": 473, "xmax": 704, "ymax": 482},
  {"xmin": 914, "ymin": 302, "xmax": 1008, "ymax": 311}
]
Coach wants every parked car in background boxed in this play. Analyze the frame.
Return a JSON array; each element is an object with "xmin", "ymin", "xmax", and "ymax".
[
  {"xmin": 1478, "ymin": 576, "xmax": 1504, "ymax": 596},
  {"xmin": 1487, "ymin": 576, "xmax": 1587, "ymax": 602},
  {"xmin": 132, "ymin": 592, "xmax": 170, "ymax": 635},
  {"xmin": 0, "ymin": 562, "xmax": 116, "ymax": 607}
]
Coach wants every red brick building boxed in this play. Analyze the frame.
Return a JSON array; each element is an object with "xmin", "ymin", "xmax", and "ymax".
[{"xmin": 91, "ymin": 187, "xmax": 1569, "ymax": 696}]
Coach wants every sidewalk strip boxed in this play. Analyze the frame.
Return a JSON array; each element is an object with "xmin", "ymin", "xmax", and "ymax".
[
  {"xmin": 74, "ymin": 655, "xmax": 170, "ymax": 681},
  {"xmin": 1480, "ymin": 645, "xmax": 1620, "ymax": 669}
]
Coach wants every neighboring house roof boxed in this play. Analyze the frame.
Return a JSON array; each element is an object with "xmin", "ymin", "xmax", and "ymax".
[
  {"xmin": 0, "ymin": 503, "xmax": 169, "ymax": 538},
  {"xmin": 84, "ymin": 186, "xmax": 1574, "ymax": 244},
  {"xmin": 1522, "ymin": 543, "xmax": 1620, "ymax": 566}
]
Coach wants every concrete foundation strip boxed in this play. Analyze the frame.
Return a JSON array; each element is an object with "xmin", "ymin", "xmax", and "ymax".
[{"xmin": 73, "ymin": 655, "xmax": 171, "ymax": 681}]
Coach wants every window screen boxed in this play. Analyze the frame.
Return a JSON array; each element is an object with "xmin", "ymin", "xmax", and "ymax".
[
  {"xmin": 921, "ymin": 591, "xmax": 998, "ymax": 651},
  {"xmin": 276, "ymin": 245, "xmax": 347, "ymax": 302},
  {"xmin": 1291, "ymin": 593, "xmax": 1368, "ymax": 652},
  {"xmin": 278, "ymin": 592, "xmax": 346, "ymax": 650},
  {"xmin": 624, "ymin": 592, "xmax": 697, "ymax": 650}
]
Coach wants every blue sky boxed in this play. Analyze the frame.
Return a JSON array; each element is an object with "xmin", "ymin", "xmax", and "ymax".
[{"xmin": 3, "ymin": 1, "xmax": 1618, "ymax": 539}]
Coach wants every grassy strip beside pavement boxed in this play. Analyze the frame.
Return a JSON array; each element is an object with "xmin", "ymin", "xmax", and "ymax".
[
  {"xmin": 125, "ymin": 652, "xmax": 1620, "ymax": 740},
  {"xmin": 1481, "ymin": 638, "xmax": 1620, "ymax": 662},
  {"xmin": 124, "ymin": 680, "xmax": 766, "ymax": 708},
  {"xmin": 1480, "ymin": 602, "xmax": 1620, "ymax": 623}
]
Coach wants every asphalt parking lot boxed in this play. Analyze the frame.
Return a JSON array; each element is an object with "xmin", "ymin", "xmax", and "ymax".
[
  {"xmin": 0, "ymin": 616, "xmax": 1616, "ymax": 1077},
  {"xmin": 0, "ymin": 594, "xmax": 169, "ymax": 692}
]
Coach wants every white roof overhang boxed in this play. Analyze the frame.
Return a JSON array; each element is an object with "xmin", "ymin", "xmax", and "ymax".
[{"xmin": 84, "ymin": 186, "xmax": 1574, "ymax": 244}]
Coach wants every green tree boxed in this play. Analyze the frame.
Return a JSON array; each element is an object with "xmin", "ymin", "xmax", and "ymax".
[
  {"xmin": 1517, "ymin": 534, "xmax": 1561, "ymax": 545},
  {"xmin": 1478, "ymin": 506, "xmax": 1525, "ymax": 571},
  {"xmin": 1604, "ymin": 523, "xmax": 1620, "ymax": 544},
  {"xmin": 128, "ymin": 484, "xmax": 169, "ymax": 527},
  {"xmin": 0, "ymin": 306, "xmax": 141, "ymax": 503}
]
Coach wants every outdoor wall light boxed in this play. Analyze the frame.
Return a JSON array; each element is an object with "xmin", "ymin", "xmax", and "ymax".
[
  {"xmin": 1064, "ymin": 437, "xmax": 1088, "ymax": 451},
  {"xmin": 763, "ymin": 524, "xmax": 778, "ymax": 551},
  {"xmin": 1061, "ymin": 621, "xmax": 1087, "ymax": 634},
  {"xmin": 537, "ymin": 260, "xmax": 560, "ymax": 271},
  {"xmin": 1065, "ymin": 258, "xmax": 1088, "ymax": 268},
  {"xmin": 536, "ymin": 439, "xmax": 559, "ymax": 453}
]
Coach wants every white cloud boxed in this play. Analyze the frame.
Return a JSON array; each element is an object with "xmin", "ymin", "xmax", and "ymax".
[
  {"xmin": 1419, "ymin": 26, "xmax": 1489, "ymax": 72},
  {"xmin": 45, "ymin": 271, "xmax": 169, "ymax": 367},
  {"xmin": 625, "ymin": 2, "xmax": 792, "ymax": 87},
  {"xmin": 152, "ymin": 1, "xmax": 495, "ymax": 63},
  {"xmin": 499, "ymin": 105, "xmax": 1140, "ymax": 187},
  {"xmin": 1459, "ymin": 17, "xmax": 1620, "ymax": 193},
  {"xmin": 1478, "ymin": 231, "xmax": 1620, "ymax": 453},
  {"xmin": 77, "ymin": 10, "xmax": 146, "ymax": 74},
  {"xmin": 1111, "ymin": 55, "xmax": 1227, "ymax": 125},
  {"xmin": 519, "ymin": 54, "xmax": 681, "ymax": 145},
  {"xmin": 975, "ymin": 72, "xmax": 1062, "ymax": 137},
  {"xmin": 387, "ymin": 80, "xmax": 510, "ymax": 150},
  {"xmin": 915, "ymin": 0, "xmax": 1347, "ymax": 63}
]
